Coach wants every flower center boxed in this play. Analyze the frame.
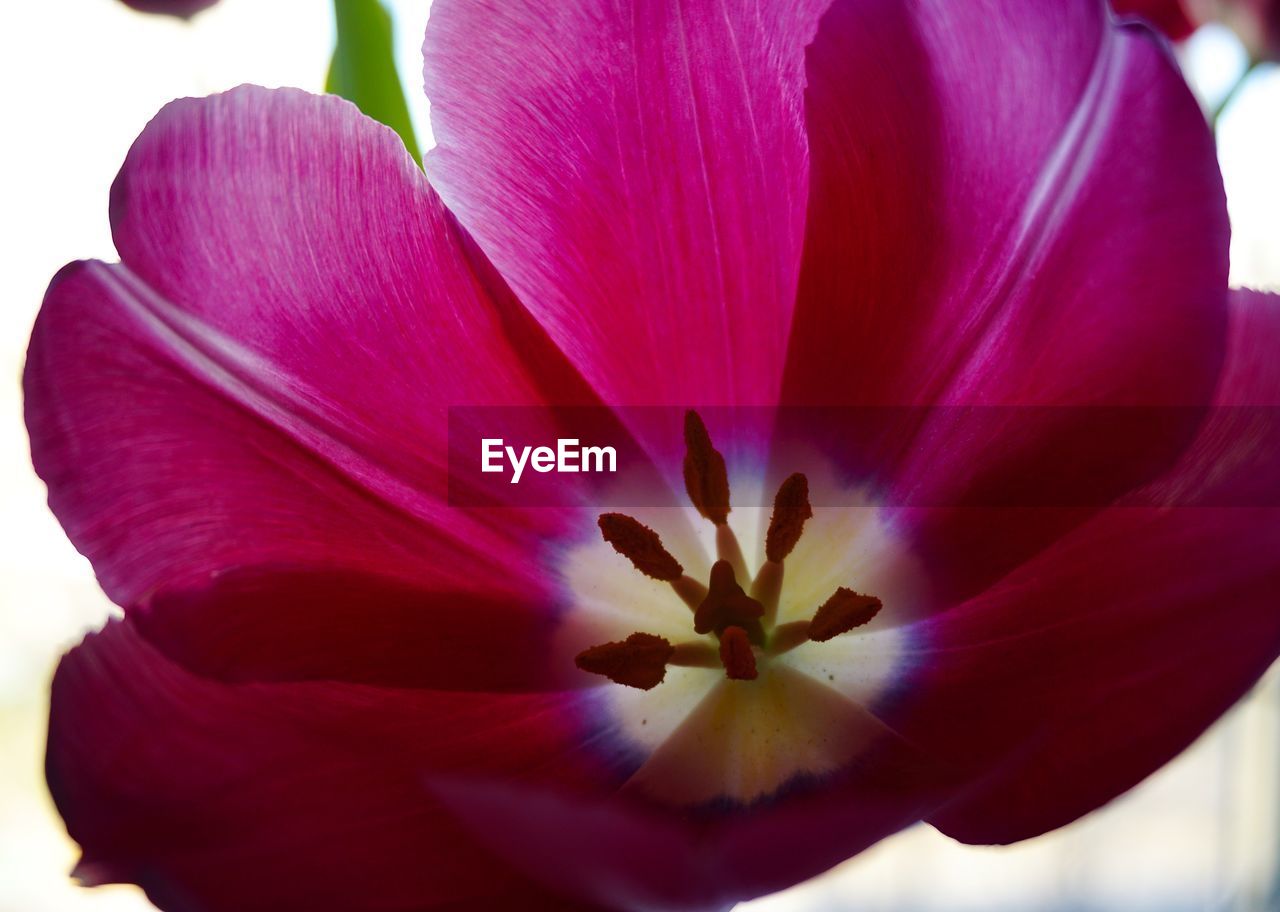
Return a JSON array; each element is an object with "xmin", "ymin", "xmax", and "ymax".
[{"xmin": 574, "ymin": 411, "xmax": 884, "ymax": 690}]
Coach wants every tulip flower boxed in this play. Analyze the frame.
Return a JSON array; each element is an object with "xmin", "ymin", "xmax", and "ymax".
[
  {"xmin": 119, "ymin": 0, "xmax": 218, "ymax": 18},
  {"xmin": 25, "ymin": 0, "xmax": 1280, "ymax": 910}
]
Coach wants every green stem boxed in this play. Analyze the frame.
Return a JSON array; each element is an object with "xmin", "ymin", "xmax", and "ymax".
[
  {"xmin": 1211, "ymin": 59, "xmax": 1261, "ymax": 129},
  {"xmin": 327, "ymin": 0, "xmax": 422, "ymax": 164}
]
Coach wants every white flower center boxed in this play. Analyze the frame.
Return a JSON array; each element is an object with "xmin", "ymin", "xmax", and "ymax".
[{"xmin": 554, "ymin": 449, "xmax": 927, "ymax": 807}]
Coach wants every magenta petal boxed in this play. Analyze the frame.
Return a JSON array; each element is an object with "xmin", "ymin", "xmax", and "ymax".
[
  {"xmin": 915, "ymin": 504, "xmax": 1280, "ymax": 843},
  {"xmin": 130, "ymin": 568, "xmax": 583, "ymax": 692},
  {"xmin": 786, "ymin": 0, "xmax": 1227, "ymax": 409},
  {"xmin": 895, "ymin": 291, "xmax": 1280, "ymax": 843},
  {"xmin": 788, "ymin": 0, "xmax": 1227, "ymax": 408},
  {"xmin": 432, "ymin": 705, "xmax": 958, "ymax": 910},
  {"xmin": 25, "ymin": 87, "xmax": 586, "ymax": 609},
  {"xmin": 782, "ymin": 0, "xmax": 1228, "ymax": 599},
  {"xmin": 424, "ymin": 0, "xmax": 828, "ymax": 408},
  {"xmin": 49, "ymin": 620, "xmax": 610, "ymax": 912}
]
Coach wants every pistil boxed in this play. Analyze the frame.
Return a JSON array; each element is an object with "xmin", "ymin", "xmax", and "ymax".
[
  {"xmin": 718, "ymin": 626, "xmax": 758, "ymax": 681},
  {"xmin": 694, "ymin": 560, "xmax": 765, "ymax": 645}
]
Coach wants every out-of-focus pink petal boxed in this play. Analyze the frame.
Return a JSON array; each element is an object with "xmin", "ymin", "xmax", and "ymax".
[
  {"xmin": 1246, "ymin": 0, "xmax": 1280, "ymax": 58},
  {"xmin": 423, "ymin": 0, "xmax": 828, "ymax": 408},
  {"xmin": 49, "ymin": 620, "xmax": 611, "ymax": 912},
  {"xmin": 782, "ymin": 0, "xmax": 1228, "ymax": 599},
  {"xmin": 120, "ymin": 0, "xmax": 218, "ymax": 18},
  {"xmin": 1111, "ymin": 0, "xmax": 1198, "ymax": 40},
  {"xmin": 130, "ymin": 567, "xmax": 587, "ymax": 692},
  {"xmin": 25, "ymin": 87, "xmax": 593, "ymax": 611},
  {"xmin": 893, "ymin": 291, "xmax": 1280, "ymax": 843}
]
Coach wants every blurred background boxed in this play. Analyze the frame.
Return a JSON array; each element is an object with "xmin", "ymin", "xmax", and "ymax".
[{"xmin": 1, "ymin": 1, "xmax": 1278, "ymax": 910}]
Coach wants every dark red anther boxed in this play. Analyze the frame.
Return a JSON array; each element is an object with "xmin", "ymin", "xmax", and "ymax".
[
  {"xmin": 598, "ymin": 513, "xmax": 683, "ymax": 581},
  {"xmin": 808, "ymin": 588, "xmax": 883, "ymax": 642},
  {"xmin": 683, "ymin": 410, "xmax": 730, "ymax": 525},
  {"xmin": 719, "ymin": 626, "xmax": 758, "ymax": 680},
  {"xmin": 765, "ymin": 472, "xmax": 813, "ymax": 563},
  {"xmin": 695, "ymin": 560, "xmax": 765, "ymax": 644},
  {"xmin": 575, "ymin": 632, "xmax": 675, "ymax": 690}
]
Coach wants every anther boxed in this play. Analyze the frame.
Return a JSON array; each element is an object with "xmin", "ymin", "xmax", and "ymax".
[
  {"xmin": 598, "ymin": 513, "xmax": 683, "ymax": 581},
  {"xmin": 695, "ymin": 560, "xmax": 765, "ymax": 644},
  {"xmin": 719, "ymin": 626, "xmax": 758, "ymax": 680},
  {"xmin": 808, "ymin": 588, "xmax": 883, "ymax": 642},
  {"xmin": 575, "ymin": 632, "xmax": 675, "ymax": 690},
  {"xmin": 683, "ymin": 410, "xmax": 730, "ymax": 525},
  {"xmin": 765, "ymin": 473, "xmax": 812, "ymax": 563}
]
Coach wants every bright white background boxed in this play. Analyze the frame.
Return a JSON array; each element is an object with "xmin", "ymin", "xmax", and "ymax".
[{"xmin": 0, "ymin": 2, "xmax": 1278, "ymax": 911}]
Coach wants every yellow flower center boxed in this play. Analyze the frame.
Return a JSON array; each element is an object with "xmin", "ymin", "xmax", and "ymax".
[{"xmin": 555, "ymin": 412, "xmax": 926, "ymax": 805}]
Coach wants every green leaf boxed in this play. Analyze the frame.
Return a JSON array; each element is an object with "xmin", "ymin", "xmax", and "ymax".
[{"xmin": 326, "ymin": 0, "xmax": 422, "ymax": 164}]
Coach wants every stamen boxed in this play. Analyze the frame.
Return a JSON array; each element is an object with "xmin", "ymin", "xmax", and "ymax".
[
  {"xmin": 581, "ymin": 413, "xmax": 885, "ymax": 692},
  {"xmin": 694, "ymin": 560, "xmax": 765, "ymax": 645},
  {"xmin": 715, "ymin": 522, "xmax": 749, "ymax": 583},
  {"xmin": 671, "ymin": 574, "xmax": 709, "ymax": 611},
  {"xmin": 598, "ymin": 513, "xmax": 683, "ymax": 581},
  {"xmin": 682, "ymin": 410, "xmax": 730, "ymax": 525},
  {"xmin": 808, "ymin": 588, "xmax": 883, "ymax": 642},
  {"xmin": 575, "ymin": 632, "xmax": 675, "ymax": 690},
  {"xmin": 765, "ymin": 473, "xmax": 812, "ymax": 563},
  {"xmin": 751, "ymin": 559, "xmax": 784, "ymax": 626},
  {"xmin": 669, "ymin": 641, "xmax": 722, "ymax": 669},
  {"xmin": 765, "ymin": 619, "xmax": 809, "ymax": 656},
  {"xmin": 719, "ymin": 626, "xmax": 758, "ymax": 680}
]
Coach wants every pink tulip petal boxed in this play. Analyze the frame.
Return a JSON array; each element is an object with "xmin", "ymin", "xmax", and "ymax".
[
  {"xmin": 787, "ymin": 0, "xmax": 1227, "ymax": 408},
  {"xmin": 25, "ymin": 87, "xmax": 591, "ymax": 612},
  {"xmin": 782, "ymin": 0, "xmax": 1228, "ymax": 600},
  {"xmin": 49, "ymin": 619, "xmax": 611, "ymax": 912},
  {"xmin": 895, "ymin": 291, "xmax": 1280, "ymax": 842},
  {"xmin": 130, "ymin": 567, "xmax": 587, "ymax": 692},
  {"xmin": 423, "ymin": 0, "xmax": 828, "ymax": 408},
  {"xmin": 432, "ymin": 700, "xmax": 960, "ymax": 910}
]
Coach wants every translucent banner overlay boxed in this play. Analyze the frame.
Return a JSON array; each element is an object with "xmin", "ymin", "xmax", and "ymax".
[{"xmin": 446, "ymin": 406, "xmax": 1280, "ymax": 508}]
